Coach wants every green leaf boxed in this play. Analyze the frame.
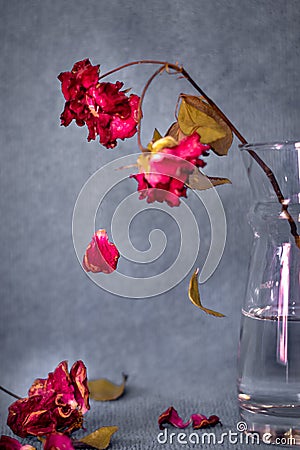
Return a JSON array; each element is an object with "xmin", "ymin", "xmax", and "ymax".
[
  {"xmin": 88, "ymin": 374, "xmax": 128, "ymax": 401},
  {"xmin": 187, "ymin": 168, "xmax": 232, "ymax": 191},
  {"xmin": 178, "ymin": 95, "xmax": 233, "ymax": 155},
  {"xmin": 188, "ymin": 268, "xmax": 225, "ymax": 317},
  {"xmin": 79, "ymin": 426, "xmax": 118, "ymax": 450}
]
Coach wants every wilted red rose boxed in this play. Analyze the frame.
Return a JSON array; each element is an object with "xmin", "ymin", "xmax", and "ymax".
[
  {"xmin": 0, "ymin": 435, "xmax": 35, "ymax": 450},
  {"xmin": 131, "ymin": 132, "xmax": 210, "ymax": 206},
  {"xmin": 7, "ymin": 361, "xmax": 89, "ymax": 438},
  {"xmin": 58, "ymin": 59, "xmax": 140, "ymax": 148},
  {"xmin": 83, "ymin": 229, "xmax": 120, "ymax": 274},
  {"xmin": 43, "ymin": 433, "xmax": 75, "ymax": 450}
]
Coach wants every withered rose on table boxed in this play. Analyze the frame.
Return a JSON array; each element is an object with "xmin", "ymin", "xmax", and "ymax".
[{"xmin": 7, "ymin": 361, "xmax": 89, "ymax": 438}]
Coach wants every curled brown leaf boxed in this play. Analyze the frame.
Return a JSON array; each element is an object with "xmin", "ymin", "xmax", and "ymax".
[{"xmin": 188, "ymin": 269, "xmax": 225, "ymax": 317}]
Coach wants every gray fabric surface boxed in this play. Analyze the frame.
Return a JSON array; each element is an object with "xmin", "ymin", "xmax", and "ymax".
[
  {"xmin": 0, "ymin": 0, "xmax": 299, "ymax": 448},
  {"xmin": 1, "ymin": 387, "xmax": 274, "ymax": 450}
]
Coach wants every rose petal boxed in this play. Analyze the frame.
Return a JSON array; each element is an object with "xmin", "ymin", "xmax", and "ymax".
[
  {"xmin": 44, "ymin": 433, "xmax": 75, "ymax": 450},
  {"xmin": 7, "ymin": 394, "xmax": 57, "ymax": 437},
  {"xmin": 0, "ymin": 437, "xmax": 35, "ymax": 450},
  {"xmin": 191, "ymin": 413, "xmax": 221, "ymax": 429},
  {"xmin": 158, "ymin": 407, "xmax": 191, "ymax": 430},
  {"xmin": 83, "ymin": 229, "xmax": 120, "ymax": 274},
  {"xmin": 70, "ymin": 361, "xmax": 90, "ymax": 414},
  {"xmin": 7, "ymin": 361, "xmax": 89, "ymax": 438}
]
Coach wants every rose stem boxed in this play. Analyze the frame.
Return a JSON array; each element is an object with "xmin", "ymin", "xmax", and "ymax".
[
  {"xmin": 0, "ymin": 385, "xmax": 21, "ymax": 400},
  {"xmin": 99, "ymin": 60, "xmax": 299, "ymax": 247}
]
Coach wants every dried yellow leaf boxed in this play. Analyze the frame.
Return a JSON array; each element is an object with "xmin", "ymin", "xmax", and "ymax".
[
  {"xmin": 88, "ymin": 374, "xmax": 127, "ymax": 401},
  {"xmin": 79, "ymin": 426, "xmax": 118, "ymax": 450},
  {"xmin": 178, "ymin": 95, "xmax": 233, "ymax": 156},
  {"xmin": 187, "ymin": 167, "xmax": 232, "ymax": 191},
  {"xmin": 188, "ymin": 268, "xmax": 225, "ymax": 317},
  {"xmin": 152, "ymin": 136, "xmax": 177, "ymax": 152}
]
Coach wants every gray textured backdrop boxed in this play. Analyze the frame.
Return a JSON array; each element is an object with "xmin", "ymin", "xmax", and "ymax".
[{"xmin": 0, "ymin": 1, "xmax": 299, "ymax": 449}]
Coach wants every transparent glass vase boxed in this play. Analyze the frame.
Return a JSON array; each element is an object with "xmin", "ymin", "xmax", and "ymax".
[{"xmin": 237, "ymin": 141, "xmax": 300, "ymax": 445}]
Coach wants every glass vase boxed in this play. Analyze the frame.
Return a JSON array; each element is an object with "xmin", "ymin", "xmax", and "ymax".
[{"xmin": 237, "ymin": 141, "xmax": 300, "ymax": 444}]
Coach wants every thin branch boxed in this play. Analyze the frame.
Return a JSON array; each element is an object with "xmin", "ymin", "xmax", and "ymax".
[
  {"xmin": 137, "ymin": 65, "xmax": 166, "ymax": 152},
  {"xmin": 0, "ymin": 385, "xmax": 21, "ymax": 400},
  {"xmin": 99, "ymin": 60, "xmax": 299, "ymax": 246}
]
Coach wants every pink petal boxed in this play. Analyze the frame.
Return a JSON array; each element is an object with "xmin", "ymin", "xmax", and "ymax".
[
  {"xmin": 158, "ymin": 407, "xmax": 191, "ymax": 430},
  {"xmin": 191, "ymin": 413, "xmax": 221, "ymax": 429},
  {"xmin": 83, "ymin": 229, "xmax": 120, "ymax": 274},
  {"xmin": 44, "ymin": 433, "xmax": 75, "ymax": 450},
  {"xmin": 166, "ymin": 132, "xmax": 210, "ymax": 163},
  {"xmin": 70, "ymin": 361, "xmax": 90, "ymax": 414}
]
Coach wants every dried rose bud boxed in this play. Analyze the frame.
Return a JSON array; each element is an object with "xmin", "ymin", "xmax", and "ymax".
[
  {"xmin": 131, "ymin": 132, "xmax": 210, "ymax": 207},
  {"xmin": 83, "ymin": 229, "xmax": 120, "ymax": 274}
]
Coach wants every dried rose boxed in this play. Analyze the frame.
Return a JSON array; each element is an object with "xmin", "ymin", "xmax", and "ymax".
[
  {"xmin": 191, "ymin": 413, "xmax": 221, "ymax": 429},
  {"xmin": 131, "ymin": 132, "xmax": 210, "ymax": 206},
  {"xmin": 0, "ymin": 435, "xmax": 35, "ymax": 450},
  {"xmin": 158, "ymin": 407, "xmax": 191, "ymax": 430},
  {"xmin": 82, "ymin": 229, "xmax": 120, "ymax": 274},
  {"xmin": 43, "ymin": 433, "xmax": 75, "ymax": 450},
  {"xmin": 7, "ymin": 361, "xmax": 89, "ymax": 438},
  {"xmin": 58, "ymin": 59, "xmax": 140, "ymax": 148}
]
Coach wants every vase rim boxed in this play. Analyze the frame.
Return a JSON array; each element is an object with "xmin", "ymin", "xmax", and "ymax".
[{"xmin": 239, "ymin": 140, "xmax": 300, "ymax": 151}]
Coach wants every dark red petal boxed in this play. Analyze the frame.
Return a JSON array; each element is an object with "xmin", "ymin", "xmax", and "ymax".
[
  {"xmin": 80, "ymin": 65, "xmax": 100, "ymax": 89},
  {"xmin": 7, "ymin": 396, "xmax": 57, "ymax": 437},
  {"xmin": 158, "ymin": 407, "xmax": 191, "ymax": 430},
  {"xmin": 57, "ymin": 71, "xmax": 73, "ymax": 101},
  {"xmin": 93, "ymin": 81, "xmax": 128, "ymax": 114},
  {"xmin": 71, "ymin": 59, "xmax": 92, "ymax": 73},
  {"xmin": 0, "ymin": 435, "xmax": 22, "ymax": 450},
  {"xmin": 60, "ymin": 103, "xmax": 76, "ymax": 127},
  {"xmin": 109, "ymin": 95, "xmax": 140, "ymax": 141}
]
